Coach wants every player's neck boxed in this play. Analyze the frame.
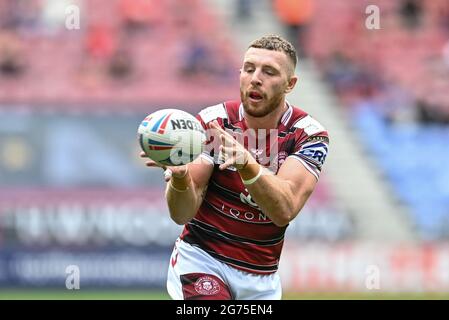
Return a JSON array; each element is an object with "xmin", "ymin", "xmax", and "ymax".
[{"xmin": 244, "ymin": 101, "xmax": 287, "ymax": 132}]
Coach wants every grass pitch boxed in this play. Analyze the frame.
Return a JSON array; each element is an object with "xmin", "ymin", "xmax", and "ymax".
[{"xmin": 0, "ymin": 290, "xmax": 448, "ymax": 300}]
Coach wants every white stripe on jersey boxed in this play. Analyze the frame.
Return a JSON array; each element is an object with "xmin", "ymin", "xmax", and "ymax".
[
  {"xmin": 280, "ymin": 102, "xmax": 293, "ymax": 125},
  {"xmin": 199, "ymin": 103, "xmax": 228, "ymax": 123},
  {"xmin": 239, "ymin": 103, "xmax": 293, "ymax": 126},
  {"xmin": 200, "ymin": 152, "xmax": 215, "ymax": 164},
  {"xmin": 293, "ymin": 115, "xmax": 326, "ymax": 135},
  {"xmin": 287, "ymin": 155, "xmax": 319, "ymax": 180}
]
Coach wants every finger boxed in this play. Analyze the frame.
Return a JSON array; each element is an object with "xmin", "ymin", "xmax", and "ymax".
[
  {"xmin": 140, "ymin": 151, "xmax": 148, "ymax": 158},
  {"xmin": 219, "ymin": 158, "xmax": 235, "ymax": 171},
  {"xmin": 210, "ymin": 121, "xmax": 226, "ymax": 134},
  {"xmin": 172, "ymin": 165, "xmax": 188, "ymax": 177},
  {"xmin": 145, "ymin": 161, "xmax": 159, "ymax": 167},
  {"xmin": 218, "ymin": 145, "xmax": 227, "ymax": 161},
  {"xmin": 163, "ymin": 168, "xmax": 172, "ymax": 182},
  {"xmin": 145, "ymin": 160, "xmax": 166, "ymax": 170},
  {"xmin": 220, "ymin": 134, "xmax": 226, "ymax": 146}
]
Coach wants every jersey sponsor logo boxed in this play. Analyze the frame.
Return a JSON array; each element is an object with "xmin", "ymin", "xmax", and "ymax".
[
  {"xmin": 199, "ymin": 104, "xmax": 228, "ymax": 124},
  {"xmin": 220, "ymin": 203, "xmax": 268, "ymax": 223},
  {"xmin": 239, "ymin": 192, "xmax": 259, "ymax": 209},
  {"xmin": 170, "ymin": 119, "xmax": 203, "ymax": 132},
  {"xmin": 298, "ymin": 142, "xmax": 328, "ymax": 165},
  {"xmin": 194, "ymin": 276, "xmax": 221, "ymax": 295},
  {"xmin": 294, "ymin": 115, "xmax": 325, "ymax": 135}
]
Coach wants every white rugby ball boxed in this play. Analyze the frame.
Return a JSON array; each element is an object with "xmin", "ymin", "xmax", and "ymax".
[{"xmin": 138, "ymin": 109, "xmax": 206, "ymax": 166}]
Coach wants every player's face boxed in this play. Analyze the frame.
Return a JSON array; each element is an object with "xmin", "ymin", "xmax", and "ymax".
[{"xmin": 240, "ymin": 48, "xmax": 296, "ymax": 118}]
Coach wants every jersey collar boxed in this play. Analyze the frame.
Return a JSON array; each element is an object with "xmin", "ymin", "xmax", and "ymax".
[{"xmin": 238, "ymin": 101, "xmax": 293, "ymax": 127}]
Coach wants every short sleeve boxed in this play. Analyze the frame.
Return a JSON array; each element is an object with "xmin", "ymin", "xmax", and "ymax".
[
  {"xmin": 196, "ymin": 103, "xmax": 229, "ymax": 165},
  {"xmin": 287, "ymin": 115, "xmax": 329, "ymax": 180}
]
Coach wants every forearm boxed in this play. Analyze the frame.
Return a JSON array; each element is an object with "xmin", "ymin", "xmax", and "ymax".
[
  {"xmin": 165, "ymin": 174, "xmax": 200, "ymax": 225},
  {"xmin": 238, "ymin": 163, "xmax": 297, "ymax": 227}
]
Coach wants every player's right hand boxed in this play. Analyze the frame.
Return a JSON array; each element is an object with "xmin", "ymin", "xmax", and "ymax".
[{"xmin": 139, "ymin": 151, "xmax": 188, "ymax": 182}]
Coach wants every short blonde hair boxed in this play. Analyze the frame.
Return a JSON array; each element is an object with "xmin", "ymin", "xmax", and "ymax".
[{"xmin": 248, "ymin": 34, "xmax": 297, "ymax": 71}]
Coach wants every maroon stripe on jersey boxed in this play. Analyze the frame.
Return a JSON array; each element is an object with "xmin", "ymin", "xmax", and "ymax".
[
  {"xmin": 203, "ymin": 234, "xmax": 284, "ymax": 266},
  {"xmin": 182, "ymin": 235, "xmax": 281, "ymax": 274},
  {"xmin": 189, "ymin": 218, "xmax": 284, "ymax": 246},
  {"xmin": 181, "ymin": 273, "xmax": 233, "ymax": 300},
  {"xmin": 181, "ymin": 227, "xmax": 283, "ymax": 273},
  {"xmin": 223, "ymin": 101, "xmax": 240, "ymax": 121},
  {"xmin": 208, "ymin": 180, "xmax": 242, "ymax": 201}
]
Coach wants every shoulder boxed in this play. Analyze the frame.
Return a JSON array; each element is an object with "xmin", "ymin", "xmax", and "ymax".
[
  {"xmin": 289, "ymin": 105, "xmax": 329, "ymax": 139},
  {"xmin": 197, "ymin": 101, "xmax": 241, "ymax": 125},
  {"xmin": 285, "ymin": 106, "xmax": 330, "ymax": 180}
]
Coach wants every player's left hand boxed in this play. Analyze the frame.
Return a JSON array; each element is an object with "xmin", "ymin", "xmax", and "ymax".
[
  {"xmin": 209, "ymin": 120, "xmax": 253, "ymax": 171},
  {"xmin": 139, "ymin": 151, "xmax": 188, "ymax": 182}
]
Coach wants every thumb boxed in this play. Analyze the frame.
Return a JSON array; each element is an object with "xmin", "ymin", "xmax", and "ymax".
[{"xmin": 170, "ymin": 165, "xmax": 189, "ymax": 179}]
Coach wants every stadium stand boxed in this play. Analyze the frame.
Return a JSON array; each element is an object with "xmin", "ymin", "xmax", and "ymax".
[
  {"xmin": 0, "ymin": 0, "xmax": 239, "ymax": 112},
  {"xmin": 306, "ymin": 0, "xmax": 449, "ymax": 240}
]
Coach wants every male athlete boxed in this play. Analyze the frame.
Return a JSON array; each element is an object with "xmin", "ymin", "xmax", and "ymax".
[{"xmin": 141, "ymin": 35, "xmax": 329, "ymax": 299}]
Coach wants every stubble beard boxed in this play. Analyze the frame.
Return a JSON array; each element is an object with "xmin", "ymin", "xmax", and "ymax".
[{"xmin": 240, "ymin": 89, "xmax": 284, "ymax": 118}]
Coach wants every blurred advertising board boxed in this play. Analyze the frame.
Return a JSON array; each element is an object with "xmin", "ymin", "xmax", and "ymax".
[
  {"xmin": 0, "ymin": 248, "xmax": 170, "ymax": 288},
  {"xmin": 0, "ymin": 188, "xmax": 353, "ymax": 288},
  {"xmin": 280, "ymin": 243, "xmax": 449, "ymax": 292},
  {"xmin": 0, "ymin": 189, "xmax": 178, "ymax": 288}
]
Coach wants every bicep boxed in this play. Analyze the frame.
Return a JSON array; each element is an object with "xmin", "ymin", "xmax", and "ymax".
[{"xmin": 276, "ymin": 157, "xmax": 318, "ymax": 214}]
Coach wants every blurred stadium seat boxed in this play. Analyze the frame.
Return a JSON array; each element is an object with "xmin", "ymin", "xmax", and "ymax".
[
  {"xmin": 353, "ymin": 106, "xmax": 449, "ymax": 239},
  {"xmin": 0, "ymin": 0, "xmax": 240, "ymax": 111},
  {"xmin": 306, "ymin": 0, "xmax": 449, "ymax": 241}
]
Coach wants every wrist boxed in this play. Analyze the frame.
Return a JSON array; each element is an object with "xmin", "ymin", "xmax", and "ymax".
[
  {"xmin": 169, "ymin": 180, "xmax": 190, "ymax": 192},
  {"xmin": 171, "ymin": 169, "xmax": 190, "ymax": 191},
  {"xmin": 235, "ymin": 152, "xmax": 249, "ymax": 170},
  {"xmin": 241, "ymin": 165, "xmax": 263, "ymax": 185},
  {"xmin": 239, "ymin": 160, "xmax": 263, "ymax": 185}
]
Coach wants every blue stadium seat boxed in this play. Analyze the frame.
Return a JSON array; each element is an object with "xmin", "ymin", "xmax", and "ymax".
[{"xmin": 354, "ymin": 107, "xmax": 449, "ymax": 239}]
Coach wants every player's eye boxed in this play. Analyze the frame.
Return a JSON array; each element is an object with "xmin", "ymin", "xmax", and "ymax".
[{"xmin": 264, "ymin": 68, "xmax": 276, "ymax": 76}]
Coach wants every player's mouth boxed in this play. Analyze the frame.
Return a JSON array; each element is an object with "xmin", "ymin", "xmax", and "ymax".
[{"xmin": 248, "ymin": 91, "xmax": 263, "ymax": 103}]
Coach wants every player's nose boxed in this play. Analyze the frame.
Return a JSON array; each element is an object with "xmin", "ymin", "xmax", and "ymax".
[{"xmin": 250, "ymin": 71, "xmax": 262, "ymax": 86}]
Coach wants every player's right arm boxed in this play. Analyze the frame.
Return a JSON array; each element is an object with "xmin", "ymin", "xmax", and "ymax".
[
  {"xmin": 144, "ymin": 103, "xmax": 226, "ymax": 224},
  {"xmin": 141, "ymin": 152, "xmax": 214, "ymax": 225},
  {"xmin": 164, "ymin": 156, "xmax": 214, "ymax": 225}
]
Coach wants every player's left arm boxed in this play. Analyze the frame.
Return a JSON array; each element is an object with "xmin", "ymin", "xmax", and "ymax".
[
  {"xmin": 240, "ymin": 158, "xmax": 317, "ymax": 227},
  {"xmin": 210, "ymin": 120, "xmax": 326, "ymax": 227}
]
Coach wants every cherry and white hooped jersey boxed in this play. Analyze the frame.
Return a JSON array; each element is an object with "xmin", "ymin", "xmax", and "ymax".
[{"xmin": 179, "ymin": 101, "xmax": 329, "ymax": 275}]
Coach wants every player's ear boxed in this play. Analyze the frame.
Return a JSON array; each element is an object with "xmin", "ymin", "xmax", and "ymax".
[{"xmin": 285, "ymin": 75, "xmax": 298, "ymax": 94}]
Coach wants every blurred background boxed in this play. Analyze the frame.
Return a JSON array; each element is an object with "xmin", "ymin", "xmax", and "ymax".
[{"xmin": 0, "ymin": 0, "xmax": 448, "ymax": 299}]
